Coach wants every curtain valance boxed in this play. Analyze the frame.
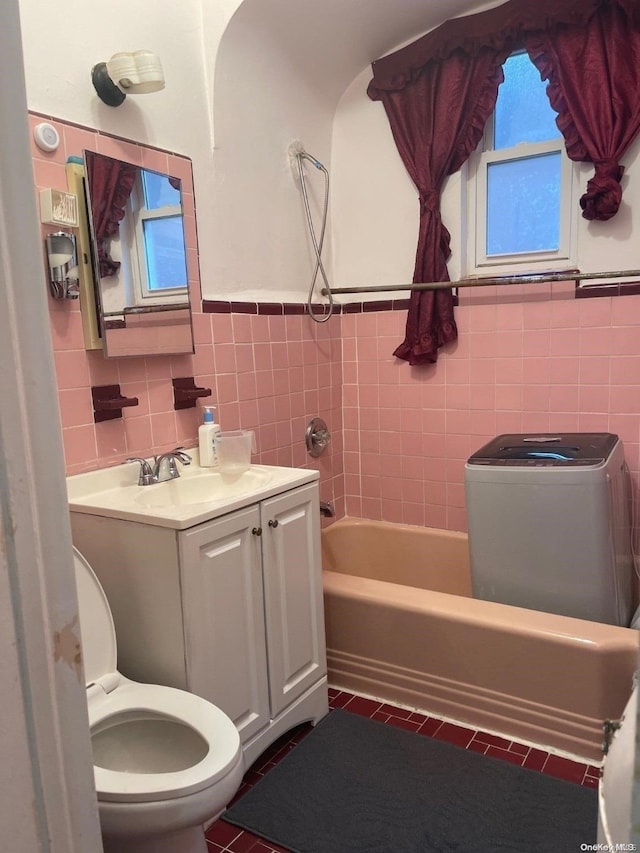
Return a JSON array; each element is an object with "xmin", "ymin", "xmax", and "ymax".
[{"xmin": 368, "ymin": 0, "xmax": 622, "ymax": 96}]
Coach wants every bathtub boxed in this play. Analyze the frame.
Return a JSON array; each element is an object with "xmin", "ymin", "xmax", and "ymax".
[{"xmin": 322, "ymin": 517, "xmax": 639, "ymax": 763}]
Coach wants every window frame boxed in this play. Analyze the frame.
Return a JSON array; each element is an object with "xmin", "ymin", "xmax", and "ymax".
[{"xmin": 465, "ymin": 53, "xmax": 580, "ymax": 278}]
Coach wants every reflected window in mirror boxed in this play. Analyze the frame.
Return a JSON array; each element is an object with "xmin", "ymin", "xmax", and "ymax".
[{"xmin": 125, "ymin": 169, "xmax": 188, "ymax": 303}]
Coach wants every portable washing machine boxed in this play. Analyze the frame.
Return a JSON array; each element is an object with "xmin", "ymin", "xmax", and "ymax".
[{"xmin": 464, "ymin": 433, "xmax": 634, "ymax": 626}]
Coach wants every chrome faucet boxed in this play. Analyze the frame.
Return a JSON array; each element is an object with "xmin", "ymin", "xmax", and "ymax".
[
  {"xmin": 153, "ymin": 448, "xmax": 192, "ymax": 483},
  {"xmin": 126, "ymin": 448, "xmax": 192, "ymax": 485}
]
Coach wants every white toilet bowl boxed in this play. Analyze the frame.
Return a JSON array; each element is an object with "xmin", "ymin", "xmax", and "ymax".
[{"xmin": 74, "ymin": 547, "xmax": 244, "ymax": 853}]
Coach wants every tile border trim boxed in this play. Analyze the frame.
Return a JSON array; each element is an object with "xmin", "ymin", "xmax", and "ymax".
[{"xmin": 202, "ymin": 298, "xmax": 411, "ymax": 315}]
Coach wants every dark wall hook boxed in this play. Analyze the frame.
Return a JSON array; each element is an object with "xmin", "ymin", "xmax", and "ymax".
[
  {"xmin": 92, "ymin": 384, "xmax": 139, "ymax": 422},
  {"xmin": 173, "ymin": 377, "xmax": 212, "ymax": 410}
]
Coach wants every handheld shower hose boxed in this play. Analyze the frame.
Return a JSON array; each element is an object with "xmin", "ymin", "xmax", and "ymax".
[{"xmin": 292, "ymin": 145, "xmax": 334, "ymax": 323}]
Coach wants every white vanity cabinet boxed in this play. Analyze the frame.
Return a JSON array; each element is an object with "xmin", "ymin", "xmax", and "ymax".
[
  {"xmin": 179, "ymin": 483, "xmax": 328, "ymax": 760},
  {"xmin": 69, "ymin": 477, "xmax": 328, "ymax": 768}
]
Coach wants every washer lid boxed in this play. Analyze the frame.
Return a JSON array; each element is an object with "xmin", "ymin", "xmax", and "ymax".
[
  {"xmin": 73, "ymin": 548, "xmax": 117, "ymax": 687},
  {"xmin": 467, "ymin": 432, "xmax": 618, "ymax": 466}
]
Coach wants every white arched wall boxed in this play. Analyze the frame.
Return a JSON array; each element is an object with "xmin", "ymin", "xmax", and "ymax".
[
  {"xmin": 209, "ymin": 0, "xmax": 338, "ymax": 302},
  {"xmin": 209, "ymin": 0, "xmax": 492, "ymax": 302}
]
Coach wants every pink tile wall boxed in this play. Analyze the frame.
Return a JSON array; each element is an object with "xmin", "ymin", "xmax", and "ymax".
[
  {"xmin": 343, "ymin": 286, "xmax": 640, "ymax": 532},
  {"xmin": 32, "ymin": 114, "xmax": 343, "ymax": 513}
]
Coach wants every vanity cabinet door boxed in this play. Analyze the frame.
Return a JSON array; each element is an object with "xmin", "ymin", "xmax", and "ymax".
[
  {"xmin": 260, "ymin": 483, "xmax": 327, "ymax": 718},
  {"xmin": 179, "ymin": 505, "xmax": 270, "ymax": 743}
]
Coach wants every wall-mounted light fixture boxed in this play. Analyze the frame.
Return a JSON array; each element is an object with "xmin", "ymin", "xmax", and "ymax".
[
  {"xmin": 45, "ymin": 231, "xmax": 80, "ymax": 300},
  {"xmin": 91, "ymin": 50, "xmax": 165, "ymax": 107}
]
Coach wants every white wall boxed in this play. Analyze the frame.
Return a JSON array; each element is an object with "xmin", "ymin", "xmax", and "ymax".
[
  {"xmin": 18, "ymin": 0, "xmax": 219, "ymax": 153},
  {"xmin": 209, "ymin": 1, "xmax": 337, "ymax": 302},
  {"xmin": 331, "ymin": 67, "xmax": 417, "ymax": 294}
]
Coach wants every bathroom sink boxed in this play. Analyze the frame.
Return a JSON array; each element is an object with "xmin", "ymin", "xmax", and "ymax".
[
  {"xmin": 67, "ymin": 458, "xmax": 319, "ymax": 529},
  {"xmin": 134, "ymin": 469, "xmax": 272, "ymax": 508}
]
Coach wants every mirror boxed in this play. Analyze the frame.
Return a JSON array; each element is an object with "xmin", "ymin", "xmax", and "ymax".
[{"xmin": 83, "ymin": 149, "xmax": 195, "ymax": 358}]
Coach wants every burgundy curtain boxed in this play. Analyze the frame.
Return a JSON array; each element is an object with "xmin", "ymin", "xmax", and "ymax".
[
  {"xmin": 525, "ymin": 0, "xmax": 640, "ymax": 221},
  {"xmin": 367, "ymin": 0, "xmax": 636, "ymax": 364},
  {"xmin": 85, "ymin": 152, "xmax": 137, "ymax": 277},
  {"xmin": 369, "ymin": 49, "xmax": 508, "ymax": 365}
]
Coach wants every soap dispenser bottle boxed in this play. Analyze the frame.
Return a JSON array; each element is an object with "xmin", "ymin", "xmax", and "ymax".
[{"xmin": 198, "ymin": 406, "xmax": 221, "ymax": 467}]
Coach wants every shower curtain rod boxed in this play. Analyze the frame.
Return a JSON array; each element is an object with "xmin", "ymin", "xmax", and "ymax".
[{"xmin": 323, "ymin": 268, "xmax": 640, "ymax": 295}]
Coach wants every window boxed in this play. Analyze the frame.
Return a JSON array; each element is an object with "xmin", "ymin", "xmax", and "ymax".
[
  {"xmin": 124, "ymin": 169, "xmax": 188, "ymax": 304},
  {"xmin": 466, "ymin": 52, "xmax": 578, "ymax": 276}
]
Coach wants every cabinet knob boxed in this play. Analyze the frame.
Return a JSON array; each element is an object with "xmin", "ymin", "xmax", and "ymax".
[
  {"xmin": 268, "ymin": 519, "xmax": 279, "ymax": 528},
  {"xmin": 252, "ymin": 527, "xmax": 262, "ymax": 536}
]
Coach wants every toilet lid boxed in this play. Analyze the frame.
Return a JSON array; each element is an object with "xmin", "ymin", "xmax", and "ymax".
[{"xmin": 73, "ymin": 548, "xmax": 117, "ymax": 686}]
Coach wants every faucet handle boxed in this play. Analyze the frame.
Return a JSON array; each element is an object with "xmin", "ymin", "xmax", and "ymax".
[
  {"xmin": 126, "ymin": 457, "xmax": 156, "ymax": 486},
  {"xmin": 171, "ymin": 447, "xmax": 192, "ymax": 465}
]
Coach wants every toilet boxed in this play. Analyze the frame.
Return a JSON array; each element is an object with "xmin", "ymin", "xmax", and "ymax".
[{"xmin": 73, "ymin": 547, "xmax": 244, "ymax": 853}]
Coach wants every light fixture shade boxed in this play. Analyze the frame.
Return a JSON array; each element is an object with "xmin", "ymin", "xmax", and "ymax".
[{"xmin": 106, "ymin": 51, "xmax": 165, "ymax": 94}]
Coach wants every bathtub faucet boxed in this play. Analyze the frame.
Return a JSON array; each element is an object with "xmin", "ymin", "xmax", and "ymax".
[{"xmin": 319, "ymin": 501, "xmax": 335, "ymax": 518}]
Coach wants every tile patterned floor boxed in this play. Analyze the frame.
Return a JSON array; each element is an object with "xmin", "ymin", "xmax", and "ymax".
[{"xmin": 205, "ymin": 687, "xmax": 601, "ymax": 852}]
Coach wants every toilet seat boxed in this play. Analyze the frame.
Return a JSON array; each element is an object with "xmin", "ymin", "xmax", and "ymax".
[
  {"xmin": 89, "ymin": 680, "xmax": 243, "ymax": 803},
  {"xmin": 73, "ymin": 548, "xmax": 243, "ymax": 805}
]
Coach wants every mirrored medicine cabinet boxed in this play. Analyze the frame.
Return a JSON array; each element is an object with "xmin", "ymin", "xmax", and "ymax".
[{"xmin": 70, "ymin": 149, "xmax": 196, "ymax": 358}]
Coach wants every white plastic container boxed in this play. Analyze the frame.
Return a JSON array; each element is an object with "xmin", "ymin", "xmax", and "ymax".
[
  {"xmin": 198, "ymin": 407, "xmax": 221, "ymax": 467},
  {"xmin": 214, "ymin": 430, "xmax": 255, "ymax": 476}
]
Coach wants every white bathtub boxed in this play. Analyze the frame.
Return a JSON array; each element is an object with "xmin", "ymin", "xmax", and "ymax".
[{"xmin": 322, "ymin": 517, "xmax": 639, "ymax": 762}]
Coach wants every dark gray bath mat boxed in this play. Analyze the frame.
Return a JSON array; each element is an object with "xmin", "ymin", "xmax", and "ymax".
[{"xmin": 223, "ymin": 708, "xmax": 597, "ymax": 853}]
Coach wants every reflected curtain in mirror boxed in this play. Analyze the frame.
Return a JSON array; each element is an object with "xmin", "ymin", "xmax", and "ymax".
[{"xmin": 84, "ymin": 154, "xmax": 137, "ymax": 277}]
